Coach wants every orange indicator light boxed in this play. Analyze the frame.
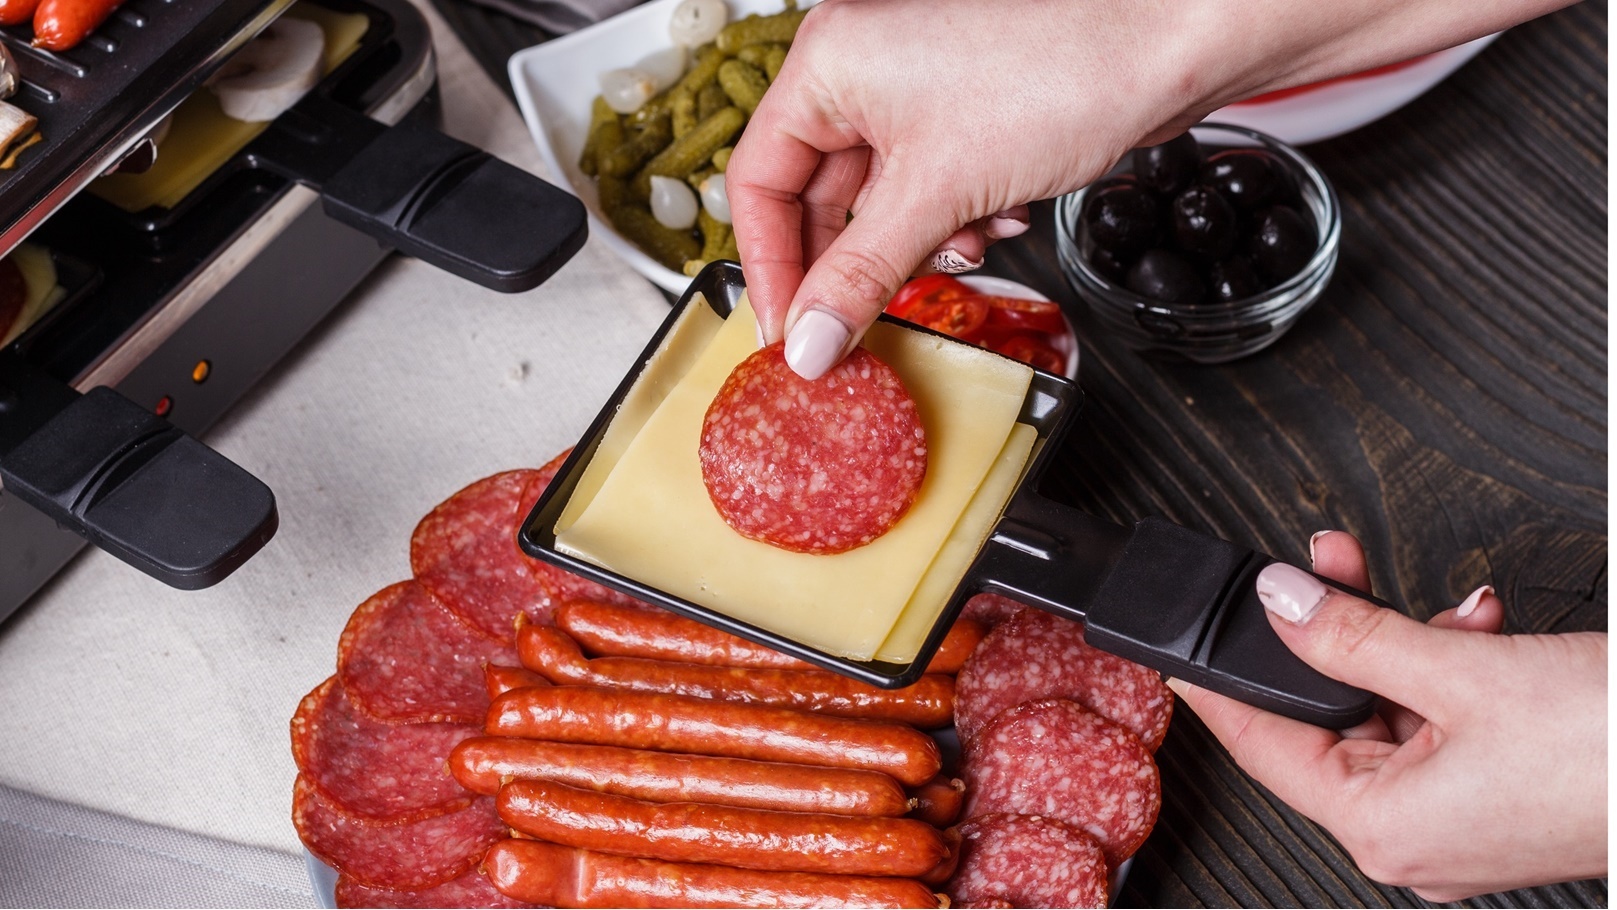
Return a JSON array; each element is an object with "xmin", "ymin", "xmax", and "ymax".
[{"xmin": 191, "ymin": 359, "xmax": 211, "ymax": 383}]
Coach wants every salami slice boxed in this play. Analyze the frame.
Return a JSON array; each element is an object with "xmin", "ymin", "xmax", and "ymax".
[
  {"xmin": 955, "ymin": 608, "xmax": 1173, "ymax": 749},
  {"xmin": 959, "ymin": 593, "xmax": 1027, "ymax": 627},
  {"xmin": 962, "ymin": 698, "xmax": 1160, "ymax": 868},
  {"xmin": 334, "ymin": 866, "xmax": 537, "ymax": 909},
  {"xmin": 947, "ymin": 813, "xmax": 1109, "ymax": 909},
  {"xmin": 411, "ymin": 469, "xmax": 555, "ymax": 641},
  {"xmin": 293, "ymin": 775, "xmax": 506, "ymax": 891},
  {"xmin": 337, "ymin": 580, "xmax": 518, "ymax": 724},
  {"xmin": 698, "ymin": 342, "xmax": 927, "ymax": 555},
  {"xmin": 290, "ymin": 677, "xmax": 478, "ymax": 822}
]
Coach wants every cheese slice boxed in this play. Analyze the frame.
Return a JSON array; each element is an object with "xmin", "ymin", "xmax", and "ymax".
[{"xmin": 556, "ymin": 296, "xmax": 1034, "ymax": 661}]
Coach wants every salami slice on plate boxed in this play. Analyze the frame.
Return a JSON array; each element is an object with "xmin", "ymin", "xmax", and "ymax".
[
  {"xmin": 334, "ymin": 864, "xmax": 537, "ymax": 909},
  {"xmin": 411, "ymin": 469, "xmax": 556, "ymax": 640},
  {"xmin": 290, "ymin": 676, "xmax": 479, "ymax": 822},
  {"xmin": 698, "ymin": 342, "xmax": 927, "ymax": 555},
  {"xmin": 293, "ymin": 776, "xmax": 506, "ymax": 891},
  {"xmin": 947, "ymin": 813, "xmax": 1108, "ymax": 909},
  {"xmin": 955, "ymin": 608, "xmax": 1173, "ymax": 749},
  {"xmin": 959, "ymin": 593, "xmax": 1028, "ymax": 627},
  {"xmin": 337, "ymin": 580, "xmax": 518, "ymax": 724},
  {"xmin": 963, "ymin": 698, "xmax": 1160, "ymax": 868}
]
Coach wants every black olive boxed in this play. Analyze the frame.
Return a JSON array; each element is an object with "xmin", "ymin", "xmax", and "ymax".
[
  {"xmin": 1207, "ymin": 255, "xmax": 1267, "ymax": 302},
  {"xmin": 1127, "ymin": 249, "xmax": 1205, "ymax": 306},
  {"xmin": 1082, "ymin": 184, "xmax": 1161, "ymax": 257},
  {"xmin": 1170, "ymin": 185, "xmax": 1238, "ymax": 261},
  {"xmin": 1087, "ymin": 245, "xmax": 1132, "ymax": 285},
  {"xmin": 1246, "ymin": 206, "xmax": 1318, "ymax": 284},
  {"xmin": 1132, "ymin": 132, "xmax": 1202, "ymax": 195},
  {"xmin": 1199, "ymin": 149, "xmax": 1295, "ymax": 211}
]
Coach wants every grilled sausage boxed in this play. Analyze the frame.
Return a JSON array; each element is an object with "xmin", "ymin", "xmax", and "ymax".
[
  {"xmin": 907, "ymin": 774, "xmax": 966, "ymax": 827},
  {"xmin": 481, "ymin": 838, "xmax": 944, "ymax": 909},
  {"xmin": 0, "ymin": 0, "xmax": 40, "ymax": 28},
  {"xmin": 33, "ymin": 0, "xmax": 124, "ymax": 51},
  {"xmin": 518, "ymin": 622, "xmax": 955, "ymax": 728},
  {"xmin": 449, "ymin": 736, "xmax": 911, "ymax": 816},
  {"xmin": 482, "ymin": 663, "xmax": 548, "ymax": 700},
  {"xmin": 497, "ymin": 778, "xmax": 950, "ymax": 877},
  {"xmin": 485, "ymin": 685, "xmax": 942, "ymax": 787},
  {"xmin": 556, "ymin": 600, "xmax": 987, "ymax": 675}
]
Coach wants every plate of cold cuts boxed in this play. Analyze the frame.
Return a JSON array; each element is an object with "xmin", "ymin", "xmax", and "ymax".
[
  {"xmin": 292, "ymin": 445, "xmax": 1171, "ymax": 907},
  {"xmin": 1206, "ymin": 33, "xmax": 1501, "ymax": 145}
]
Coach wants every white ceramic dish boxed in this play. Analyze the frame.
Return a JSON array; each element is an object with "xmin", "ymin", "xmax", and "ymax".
[
  {"xmin": 510, "ymin": 0, "xmax": 814, "ymax": 295},
  {"xmin": 1206, "ymin": 33, "xmax": 1500, "ymax": 145}
]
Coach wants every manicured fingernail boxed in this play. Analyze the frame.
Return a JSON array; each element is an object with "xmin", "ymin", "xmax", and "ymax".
[
  {"xmin": 1165, "ymin": 677, "xmax": 1190, "ymax": 698},
  {"xmin": 1256, "ymin": 563, "xmax": 1329, "ymax": 624},
  {"xmin": 784, "ymin": 309, "xmax": 851, "ymax": 380},
  {"xmin": 985, "ymin": 216, "xmax": 1030, "ymax": 240},
  {"xmin": 1308, "ymin": 530, "xmax": 1331, "ymax": 567},
  {"xmin": 756, "ymin": 320, "xmax": 767, "ymax": 348},
  {"xmin": 930, "ymin": 249, "xmax": 983, "ymax": 274},
  {"xmin": 1456, "ymin": 585, "xmax": 1494, "ymax": 618}
]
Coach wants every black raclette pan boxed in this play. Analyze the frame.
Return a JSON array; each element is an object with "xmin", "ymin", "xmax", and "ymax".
[{"xmin": 520, "ymin": 261, "xmax": 1379, "ymax": 729}]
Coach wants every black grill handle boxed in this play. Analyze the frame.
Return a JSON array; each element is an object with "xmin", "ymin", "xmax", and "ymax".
[
  {"xmin": 0, "ymin": 359, "xmax": 277, "ymax": 590},
  {"xmin": 248, "ymin": 93, "xmax": 588, "ymax": 294}
]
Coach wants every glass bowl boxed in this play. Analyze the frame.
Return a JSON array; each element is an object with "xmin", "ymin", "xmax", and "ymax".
[{"xmin": 1055, "ymin": 123, "xmax": 1341, "ymax": 363}]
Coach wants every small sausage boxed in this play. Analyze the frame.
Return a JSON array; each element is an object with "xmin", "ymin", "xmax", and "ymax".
[
  {"xmin": 519, "ymin": 622, "xmax": 955, "ymax": 728},
  {"xmin": 449, "ymin": 736, "xmax": 911, "ymax": 816},
  {"xmin": 557, "ymin": 601, "xmax": 987, "ymax": 675},
  {"xmin": 482, "ymin": 663, "xmax": 548, "ymax": 700},
  {"xmin": 0, "ymin": 0, "xmax": 40, "ymax": 28},
  {"xmin": 482, "ymin": 837, "xmax": 944, "ymax": 908},
  {"xmin": 498, "ymin": 778, "xmax": 950, "ymax": 877},
  {"xmin": 907, "ymin": 774, "xmax": 966, "ymax": 827},
  {"xmin": 485, "ymin": 685, "xmax": 942, "ymax": 787},
  {"xmin": 32, "ymin": 0, "xmax": 123, "ymax": 51}
]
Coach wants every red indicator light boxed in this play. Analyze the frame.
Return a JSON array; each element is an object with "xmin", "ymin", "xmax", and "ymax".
[{"xmin": 154, "ymin": 396, "xmax": 172, "ymax": 417}]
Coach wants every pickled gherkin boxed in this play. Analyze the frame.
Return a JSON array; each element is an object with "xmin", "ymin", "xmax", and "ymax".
[
  {"xmin": 717, "ymin": 59, "xmax": 768, "ymax": 114},
  {"xmin": 632, "ymin": 106, "xmax": 744, "ymax": 196},
  {"xmin": 606, "ymin": 203, "xmax": 700, "ymax": 270},
  {"xmin": 715, "ymin": 7, "xmax": 806, "ymax": 54},
  {"xmin": 696, "ymin": 81, "xmax": 730, "ymax": 121},
  {"xmin": 599, "ymin": 114, "xmax": 672, "ymax": 178},
  {"xmin": 579, "ymin": 96, "xmax": 621, "ymax": 177}
]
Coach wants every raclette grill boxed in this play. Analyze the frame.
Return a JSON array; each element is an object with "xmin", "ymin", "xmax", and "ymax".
[
  {"xmin": 0, "ymin": 0, "xmax": 589, "ymax": 620},
  {"xmin": 522, "ymin": 262, "xmax": 1381, "ymax": 729}
]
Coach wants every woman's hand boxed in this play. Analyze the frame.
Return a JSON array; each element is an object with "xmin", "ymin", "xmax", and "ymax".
[{"xmin": 1170, "ymin": 531, "xmax": 1607, "ymax": 900}]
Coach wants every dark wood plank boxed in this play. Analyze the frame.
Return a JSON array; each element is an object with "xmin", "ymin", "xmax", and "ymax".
[{"xmin": 434, "ymin": 0, "xmax": 1607, "ymax": 905}]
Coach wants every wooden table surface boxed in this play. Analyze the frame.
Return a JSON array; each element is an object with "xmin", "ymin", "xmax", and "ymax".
[{"xmin": 435, "ymin": 1, "xmax": 1608, "ymax": 905}]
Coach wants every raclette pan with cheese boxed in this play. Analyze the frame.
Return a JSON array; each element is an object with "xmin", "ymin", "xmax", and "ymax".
[{"xmin": 520, "ymin": 261, "xmax": 1379, "ymax": 729}]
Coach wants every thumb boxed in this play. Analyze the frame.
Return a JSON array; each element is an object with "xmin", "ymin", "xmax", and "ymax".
[
  {"xmin": 1255, "ymin": 562, "xmax": 1461, "ymax": 716},
  {"xmin": 781, "ymin": 183, "xmax": 957, "ymax": 379}
]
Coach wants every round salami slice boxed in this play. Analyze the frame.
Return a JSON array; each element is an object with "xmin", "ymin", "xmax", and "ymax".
[
  {"xmin": 293, "ymin": 775, "xmax": 506, "ymax": 891},
  {"xmin": 955, "ymin": 608, "xmax": 1173, "ymax": 749},
  {"xmin": 963, "ymin": 698, "xmax": 1160, "ymax": 868},
  {"xmin": 948, "ymin": 813, "xmax": 1109, "ymax": 909},
  {"xmin": 698, "ymin": 342, "xmax": 927, "ymax": 555},
  {"xmin": 411, "ymin": 469, "xmax": 557, "ymax": 640},
  {"xmin": 290, "ymin": 677, "xmax": 478, "ymax": 822},
  {"xmin": 335, "ymin": 865, "xmax": 537, "ymax": 909},
  {"xmin": 960, "ymin": 593, "xmax": 1028, "ymax": 627},
  {"xmin": 337, "ymin": 580, "xmax": 518, "ymax": 725}
]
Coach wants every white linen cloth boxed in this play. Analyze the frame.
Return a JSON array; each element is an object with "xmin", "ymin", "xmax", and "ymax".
[{"xmin": 0, "ymin": 0, "xmax": 669, "ymax": 903}]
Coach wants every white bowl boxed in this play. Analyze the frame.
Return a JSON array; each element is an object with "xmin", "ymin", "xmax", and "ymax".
[{"xmin": 510, "ymin": 0, "xmax": 814, "ymax": 294}]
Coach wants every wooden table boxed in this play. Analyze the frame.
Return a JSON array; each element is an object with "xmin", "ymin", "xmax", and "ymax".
[{"xmin": 435, "ymin": 1, "xmax": 1607, "ymax": 905}]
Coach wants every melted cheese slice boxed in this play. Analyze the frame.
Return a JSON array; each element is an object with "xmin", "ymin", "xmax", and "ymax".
[{"xmin": 556, "ymin": 296, "xmax": 1034, "ymax": 661}]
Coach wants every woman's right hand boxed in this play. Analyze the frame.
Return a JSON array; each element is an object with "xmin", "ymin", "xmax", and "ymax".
[{"xmin": 1171, "ymin": 531, "xmax": 1607, "ymax": 900}]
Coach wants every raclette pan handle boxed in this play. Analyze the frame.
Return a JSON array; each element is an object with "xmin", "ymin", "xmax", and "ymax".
[
  {"xmin": 978, "ymin": 497, "xmax": 1379, "ymax": 729},
  {"xmin": 249, "ymin": 94, "xmax": 588, "ymax": 294},
  {"xmin": 0, "ymin": 361, "xmax": 277, "ymax": 590}
]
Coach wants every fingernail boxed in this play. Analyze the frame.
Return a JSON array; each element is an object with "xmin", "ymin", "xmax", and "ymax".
[
  {"xmin": 1456, "ymin": 585, "xmax": 1493, "ymax": 618},
  {"xmin": 1256, "ymin": 563, "xmax": 1330, "ymax": 624},
  {"xmin": 1308, "ymin": 530, "xmax": 1331, "ymax": 567},
  {"xmin": 755, "ymin": 320, "xmax": 767, "ymax": 349},
  {"xmin": 1165, "ymin": 677, "xmax": 1190, "ymax": 698},
  {"xmin": 985, "ymin": 216, "xmax": 1030, "ymax": 240},
  {"xmin": 783, "ymin": 309, "xmax": 851, "ymax": 380},
  {"xmin": 930, "ymin": 249, "xmax": 983, "ymax": 274}
]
